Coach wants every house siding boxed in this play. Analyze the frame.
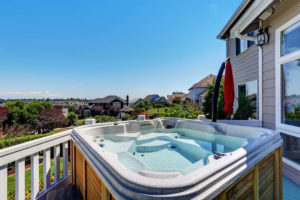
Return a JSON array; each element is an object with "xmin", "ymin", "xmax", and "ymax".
[
  {"xmin": 188, "ymin": 88, "xmax": 207, "ymax": 103},
  {"xmin": 261, "ymin": 0, "xmax": 300, "ymax": 129},
  {"xmin": 225, "ymin": 0, "xmax": 300, "ymax": 129},
  {"xmin": 226, "ymin": 38, "xmax": 259, "ymax": 112}
]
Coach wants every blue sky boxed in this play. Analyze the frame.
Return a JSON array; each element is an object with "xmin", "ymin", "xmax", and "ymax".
[{"xmin": 0, "ymin": 0, "xmax": 241, "ymax": 99}]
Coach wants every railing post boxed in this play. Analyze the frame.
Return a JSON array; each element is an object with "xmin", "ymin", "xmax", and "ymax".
[
  {"xmin": 0, "ymin": 164, "xmax": 8, "ymax": 200},
  {"xmin": 63, "ymin": 142, "xmax": 69, "ymax": 177},
  {"xmin": 31, "ymin": 153, "xmax": 39, "ymax": 200},
  {"xmin": 15, "ymin": 158, "xmax": 25, "ymax": 200},
  {"xmin": 43, "ymin": 148, "xmax": 51, "ymax": 190},
  {"xmin": 54, "ymin": 145, "xmax": 61, "ymax": 183}
]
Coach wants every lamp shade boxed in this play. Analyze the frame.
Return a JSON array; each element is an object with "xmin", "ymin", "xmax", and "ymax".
[{"xmin": 255, "ymin": 29, "xmax": 269, "ymax": 46}]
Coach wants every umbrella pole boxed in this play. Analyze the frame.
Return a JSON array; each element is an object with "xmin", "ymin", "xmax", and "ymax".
[{"xmin": 212, "ymin": 59, "xmax": 228, "ymax": 122}]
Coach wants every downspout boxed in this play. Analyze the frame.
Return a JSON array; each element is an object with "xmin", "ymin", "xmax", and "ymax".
[
  {"xmin": 258, "ymin": 20, "xmax": 263, "ymax": 121},
  {"xmin": 258, "ymin": 46, "xmax": 263, "ymax": 121}
]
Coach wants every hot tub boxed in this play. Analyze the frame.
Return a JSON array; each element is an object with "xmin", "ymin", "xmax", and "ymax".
[{"xmin": 71, "ymin": 119, "xmax": 282, "ymax": 199}]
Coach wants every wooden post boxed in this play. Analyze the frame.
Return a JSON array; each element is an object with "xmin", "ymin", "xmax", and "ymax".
[
  {"xmin": 253, "ymin": 165, "xmax": 259, "ymax": 200},
  {"xmin": 279, "ymin": 147, "xmax": 283, "ymax": 200},
  {"xmin": 72, "ymin": 144, "xmax": 76, "ymax": 185},
  {"xmin": 15, "ymin": 158, "xmax": 25, "ymax": 200},
  {"xmin": 0, "ymin": 164, "xmax": 8, "ymax": 200},
  {"xmin": 83, "ymin": 158, "xmax": 86, "ymax": 200},
  {"xmin": 31, "ymin": 153, "xmax": 40, "ymax": 200},
  {"xmin": 274, "ymin": 150, "xmax": 279, "ymax": 200}
]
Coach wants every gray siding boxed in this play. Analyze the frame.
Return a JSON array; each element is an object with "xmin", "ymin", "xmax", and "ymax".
[
  {"xmin": 261, "ymin": 0, "xmax": 300, "ymax": 129},
  {"xmin": 226, "ymin": 38, "xmax": 259, "ymax": 112}
]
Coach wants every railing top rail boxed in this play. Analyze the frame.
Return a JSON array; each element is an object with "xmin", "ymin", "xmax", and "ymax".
[{"xmin": 0, "ymin": 130, "xmax": 72, "ymax": 166}]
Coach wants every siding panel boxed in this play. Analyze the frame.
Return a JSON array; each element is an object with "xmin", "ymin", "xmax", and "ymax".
[{"xmin": 226, "ymin": 39, "xmax": 259, "ymax": 112}]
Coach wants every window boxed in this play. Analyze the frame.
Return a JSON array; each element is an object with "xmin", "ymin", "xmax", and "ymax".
[
  {"xmin": 112, "ymin": 102, "xmax": 121, "ymax": 107},
  {"xmin": 281, "ymin": 20, "xmax": 300, "ymax": 56},
  {"xmin": 236, "ymin": 32, "xmax": 255, "ymax": 55},
  {"xmin": 281, "ymin": 59, "xmax": 300, "ymax": 127},
  {"xmin": 238, "ymin": 81, "xmax": 258, "ymax": 119},
  {"xmin": 276, "ymin": 14, "xmax": 300, "ymax": 166}
]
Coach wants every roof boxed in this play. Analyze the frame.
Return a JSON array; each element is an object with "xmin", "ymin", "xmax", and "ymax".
[
  {"xmin": 144, "ymin": 94, "xmax": 159, "ymax": 101},
  {"xmin": 130, "ymin": 98, "xmax": 141, "ymax": 104},
  {"xmin": 155, "ymin": 96, "xmax": 167, "ymax": 102},
  {"xmin": 90, "ymin": 95, "xmax": 126, "ymax": 104},
  {"xmin": 217, "ymin": 0, "xmax": 254, "ymax": 40},
  {"xmin": 120, "ymin": 105, "xmax": 134, "ymax": 112},
  {"xmin": 189, "ymin": 74, "xmax": 216, "ymax": 91}
]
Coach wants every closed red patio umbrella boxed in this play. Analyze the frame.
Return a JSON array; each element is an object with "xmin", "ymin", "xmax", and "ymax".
[{"xmin": 224, "ymin": 62, "xmax": 235, "ymax": 116}]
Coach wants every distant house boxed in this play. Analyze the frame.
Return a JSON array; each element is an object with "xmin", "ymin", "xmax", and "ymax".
[
  {"xmin": 89, "ymin": 95, "xmax": 126, "ymax": 109},
  {"xmin": 188, "ymin": 74, "xmax": 216, "ymax": 104},
  {"xmin": 167, "ymin": 92, "xmax": 188, "ymax": 103},
  {"xmin": 120, "ymin": 105, "xmax": 134, "ymax": 118},
  {"xmin": 81, "ymin": 106, "xmax": 92, "ymax": 118},
  {"xmin": 130, "ymin": 98, "xmax": 143, "ymax": 106},
  {"xmin": 144, "ymin": 94, "xmax": 167, "ymax": 103}
]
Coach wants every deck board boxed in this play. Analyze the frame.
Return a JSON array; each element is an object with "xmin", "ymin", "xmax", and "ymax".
[{"xmin": 283, "ymin": 176, "xmax": 300, "ymax": 200}]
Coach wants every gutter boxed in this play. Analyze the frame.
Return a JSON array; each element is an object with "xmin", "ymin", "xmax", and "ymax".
[
  {"xmin": 234, "ymin": 30, "xmax": 255, "ymax": 41},
  {"xmin": 217, "ymin": 0, "xmax": 253, "ymax": 40}
]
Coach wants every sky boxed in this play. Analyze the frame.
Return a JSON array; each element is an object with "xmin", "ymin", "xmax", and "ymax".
[{"xmin": 0, "ymin": 0, "xmax": 242, "ymax": 100}]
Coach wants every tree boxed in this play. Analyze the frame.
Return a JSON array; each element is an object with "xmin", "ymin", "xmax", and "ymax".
[
  {"xmin": 26, "ymin": 100, "xmax": 52, "ymax": 123},
  {"xmin": 202, "ymin": 78, "xmax": 226, "ymax": 119},
  {"xmin": 172, "ymin": 96, "xmax": 182, "ymax": 104},
  {"xmin": 91, "ymin": 106, "xmax": 103, "ymax": 116},
  {"xmin": 68, "ymin": 105, "xmax": 75, "ymax": 113},
  {"xmin": 68, "ymin": 112, "xmax": 78, "ymax": 125},
  {"xmin": 0, "ymin": 106, "xmax": 8, "ymax": 128},
  {"xmin": 5, "ymin": 100, "xmax": 28, "ymax": 125},
  {"xmin": 36, "ymin": 105, "xmax": 68, "ymax": 132},
  {"xmin": 108, "ymin": 106, "xmax": 120, "ymax": 117}
]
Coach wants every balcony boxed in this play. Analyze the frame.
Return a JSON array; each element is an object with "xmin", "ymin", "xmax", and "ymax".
[{"xmin": 0, "ymin": 130, "xmax": 79, "ymax": 200}]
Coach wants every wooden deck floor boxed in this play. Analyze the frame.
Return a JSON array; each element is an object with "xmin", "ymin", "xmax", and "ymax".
[{"xmin": 283, "ymin": 176, "xmax": 300, "ymax": 200}]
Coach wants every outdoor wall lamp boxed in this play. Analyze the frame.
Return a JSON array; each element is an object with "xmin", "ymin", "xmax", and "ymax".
[{"xmin": 255, "ymin": 28, "xmax": 269, "ymax": 46}]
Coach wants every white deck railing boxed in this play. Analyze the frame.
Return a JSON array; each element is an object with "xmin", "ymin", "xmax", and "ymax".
[{"xmin": 0, "ymin": 130, "xmax": 72, "ymax": 200}]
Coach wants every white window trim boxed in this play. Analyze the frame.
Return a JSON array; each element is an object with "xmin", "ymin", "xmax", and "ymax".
[{"xmin": 275, "ymin": 13, "xmax": 300, "ymax": 136}]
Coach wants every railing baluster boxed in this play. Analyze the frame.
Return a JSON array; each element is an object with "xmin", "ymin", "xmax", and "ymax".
[
  {"xmin": 43, "ymin": 148, "xmax": 51, "ymax": 190},
  {"xmin": 31, "ymin": 153, "xmax": 39, "ymax": 200},
  {"xmin": 54, "ymin": 144, "xmax": 60, "ymax": 183},
  {"xmin": 63, "ymin": 142, "xmax": 69, "ymax": 177},
  {"xmin": 0, "ymin": 164, "xmax": 8, "ymax": 200},
  {"xmin": 15, "ymin": 158, "xmax": 25, "ymax": 200}
]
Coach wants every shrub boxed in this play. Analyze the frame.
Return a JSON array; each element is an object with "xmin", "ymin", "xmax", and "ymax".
[
  {"xmin": 0, "ymin": 129, "xmax": 63, "ymax": 149},
  {"xmin": 94, "ymin": 115, "xmax": 119, "ymax": 123},
  {"xmin": 68, "ymin": 112, "xmax": 78, "ymax": 125}
]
